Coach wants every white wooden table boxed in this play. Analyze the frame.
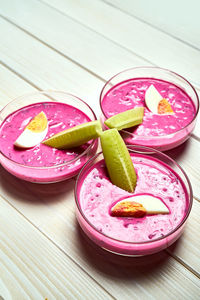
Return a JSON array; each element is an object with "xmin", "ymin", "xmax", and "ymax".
[{"xmin": 0, "ymin": 1, "xmax": 200, "ymax": 299}]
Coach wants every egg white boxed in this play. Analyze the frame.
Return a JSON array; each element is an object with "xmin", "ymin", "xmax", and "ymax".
[
  {"xmin": 145, "ymin": 84, "xmax": 163, "ymax": 114},
  {"xmin": 14, "ymin": 124, "xmax": 48, "ymax": 148},
  {"xmin": 112, "ymin": 195, "xmax": 169, "ymax": 215}
]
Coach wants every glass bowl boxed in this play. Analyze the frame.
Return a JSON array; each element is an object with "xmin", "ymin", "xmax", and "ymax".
[
  {"xmin": 0, "ymin": 91, "xmax": 98, "ymax": 183},
  {"xmin": 100, "ymin": 67, "xmax": 199, "ymax": 151},
  {"xmin": 75, "ymin": 146, "xmax": 193, "ymax": 256}
]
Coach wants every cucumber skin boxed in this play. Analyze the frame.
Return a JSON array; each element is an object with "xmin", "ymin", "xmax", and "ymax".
[
  {"xmin": 104, "ymin": 107, "xmax": 144, "ymax": 130},
  {"xmin": 100, "ymin": 129, "xmax": 137, "ymax": 193},
  {"xmin": 43, "ymin": 120, "xmax": 102, "ymax": 149}
]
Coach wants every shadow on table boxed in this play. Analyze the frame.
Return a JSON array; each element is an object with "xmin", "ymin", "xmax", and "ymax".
[
  {"xmin": 75, "ymin": 222, "xmax": 182, "ymax": 278},
  {"xmin": 164, "ymin": 138, "xmax": 190, "ymax": 160},
  {"xmin": 0, "ymin": 164, "xmax": 75, "ymax": 204}
]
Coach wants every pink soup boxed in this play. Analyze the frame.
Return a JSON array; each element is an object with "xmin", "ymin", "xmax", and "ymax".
[
  {"xmin": 0, "ymin": 102, "xmax": 97, "ymax": 183},
  {"xmin": 101, "ymin": 78, "xmax": 197, "ymax": 151},
  {"xmin": 76, "ymin": 151, "xmax": 191, "ymax": 256}
]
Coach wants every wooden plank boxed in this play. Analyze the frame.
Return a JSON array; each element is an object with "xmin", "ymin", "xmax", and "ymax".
[
  {"xmin": 0, "ymin": 7, "xmax": 199, "ymax": 288},
  {"xmin": 167, "ymin": 200, "xmax": 200, "ymax": 276},
  {"xmin": 2, "ymin": 0, "xmax": 199, "ymax": 138},
  {"xmin": 30, "ymin": 0, "xmax": 200, "ymax": 86},
  {"xmin": 102, "ymin": 0, "xmax": 200, "ymax": 49},
  {"xmin": 1, "ymin": 169, "xmax": 200, "ymax": 299},
  {"xmin": 0, "ymin": 64, "xmax": 36, "ymax": 109},
  {"xmin": 40, "ymin": 190, "xmax": 200, "ymax": 276},
  {"xmin": 0, "ymin": 68, "xmax": 199, "ymax": 288},
  {"xmin": 0, "ymin": 77, "xmax": 199, "ymax": 297},
  {"xmin": 0, "ymin": 197, "xmax": 114, "ymax": 300},
  {"xmin": 0, "ymin": 14, "xmax": 200, "ymax": 138},
  {"xmin": 41, "ymin": 0, "xmax": 200, "ymax": 98},
  {"xmin": 0, "ymin": 93, "xmax": 199, "ymax": 279},
  {"xmin": 0, "ymin": 15, "xmax": 199, "ymax": 195},
  {"xmin": 0, "ymin": 0, "xmax": 151, "ymax": 79},
  {"xmin": 193, "ymin": 112, "xmax": 200, "ymax": 138},
  {"xmin": 165, "ymin": 137, "xmax": 200, "ymax": 198},
  {"xmin": 0, "ymin": 17, "xmax": 103, "ymax": 117},
  {"xmin": 0, "ymin": 1, "xmax": 199, "ymax": 297},
  {"xmin": 41, "ymin": 0, "xmax": 200, "ymax": 138}
]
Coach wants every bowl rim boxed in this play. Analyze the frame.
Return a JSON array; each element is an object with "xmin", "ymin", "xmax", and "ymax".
[
  {"xmin": 99, "ymin": 66, "xmax": 199, "ymax": 140},
  {"xmin": 75, "ymin": 145, "xmax": 193, "ymax": 245},
  {"xmin": 0, "ymin": 90, "xmax": 98, "ymax": 170}
]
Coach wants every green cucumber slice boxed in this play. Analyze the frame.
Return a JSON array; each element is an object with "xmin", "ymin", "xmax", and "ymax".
[
  {"xmin": 43, "ymin": 120, "xmax": 102, "ymax": 149},
  {"xmin": 100, "ymin": 129, "xmax": 137, "ymax": 192},
  {"xmin": 105, "ymin": 107, "xmax": 144, "ymax": 130}
]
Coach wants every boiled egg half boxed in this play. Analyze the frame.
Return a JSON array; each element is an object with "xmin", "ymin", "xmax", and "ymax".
[
  {"xmin": 145, "ymin": 84, "xmax": 174, "ymax": 114},
  {"xmin": 14, "ymin": 111, "xmax": 48, "ymax": 148},
  {"xmin": 111, "ymin": 194, "xmax": 169, "ymax": 218}
]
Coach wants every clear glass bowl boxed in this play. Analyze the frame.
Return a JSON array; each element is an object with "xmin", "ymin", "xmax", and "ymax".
[
  {"xmin": 0, "ymin": 91, "xmax": 98, "ymax": 183},
  {"xmin": 100, "ymin": 67, "xmax": 199, "ymax": 151},
  {"xmin": 75, "ymin": 146, "xmax": 193, "ymax": 256}
]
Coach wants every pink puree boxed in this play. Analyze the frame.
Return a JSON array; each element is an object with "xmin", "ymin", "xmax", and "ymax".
[
  {"xmin": 78, "ymin": 154, "xmax": 188, "ymax": 243},
  {"xmin": 0, "ymin": 102, "xmax": 95, "ymax": 182},
  {"xmin": 102, "ymin": 78, "xmax": 195, "ymax": 136}
]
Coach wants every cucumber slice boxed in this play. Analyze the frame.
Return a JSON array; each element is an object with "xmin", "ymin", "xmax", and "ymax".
[
  {"xmin": 100, "ymin": 129, "xmax": 137, "ymax": 192},
  {"xmin": 104, "ymin": 107, "xmax": 144, "ymax": 130},
  {"xmin": 43, "ymin": 120, "xmax": 102, "ymax": 149}
]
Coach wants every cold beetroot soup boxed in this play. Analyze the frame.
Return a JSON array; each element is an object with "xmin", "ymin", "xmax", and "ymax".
[
  {"xmin": 0, "ymin": 91, "xmax": 98, "ymax": 183},
  {"xmin": 75, "ymin": 148, "xmax": 192, "ymax": 256},
  {"xmin": 100, "ymin": 67, "xmax": 199, "ymax": 151}
]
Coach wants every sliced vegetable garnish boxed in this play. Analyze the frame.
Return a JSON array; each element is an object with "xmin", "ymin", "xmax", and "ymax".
[
  {"xmin": 104, "ymin": 107, "xmax": 144, "ymax": 130},
  {"xmin": 43, "ymin": 120, "xmax": 102, "ymax": 149},
  {"xmin": 100, "ymin": 128, "xmax": 137, "ymax": 193}
]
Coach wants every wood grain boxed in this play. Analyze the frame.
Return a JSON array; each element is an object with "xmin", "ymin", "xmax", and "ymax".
[
  {"xmin": 36, "ymin": 0, "xmax": 200, "ymax": 85},
  {"xmin": 0, "ymin": 159, "xmax": 199, "ymax": 282},
  {"xmin": 0, "ymin": 64, "xmax": 36, "ymax": 109},
  {"xmin": 0, "ymin": 0, "xmax": 150, "ymax": 79},
  {"xmin": 103, "ymin": 0, "xmax": 200, "ymax": 49},
  {"xmin": 0, "ymin": 18, "xmax": 200, "ymax": 273},
  {"xmin": 0, "ymin": 197, "xmax": 114, "ymax": 300},
  {"xmin": 0, "ymin": 60, "xmax": 200, "ymax": 200},
  {"xmin": 2, "ymin": 0, "xmax": 199, "ymax": 138},
  {"xmin": 0, "ymin": 176, "xmax": 200, "ymax": 300},
  {"xmin": 0, "ymin": 1, "xmax": 200, "ymax": 298},
  {"xmin": 0, "ymin": 17, "xmax": 103, "ymax": 117},
  {"xmin": 0, "ymin": 12, "xmax": 200, "ymax": 137}
]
